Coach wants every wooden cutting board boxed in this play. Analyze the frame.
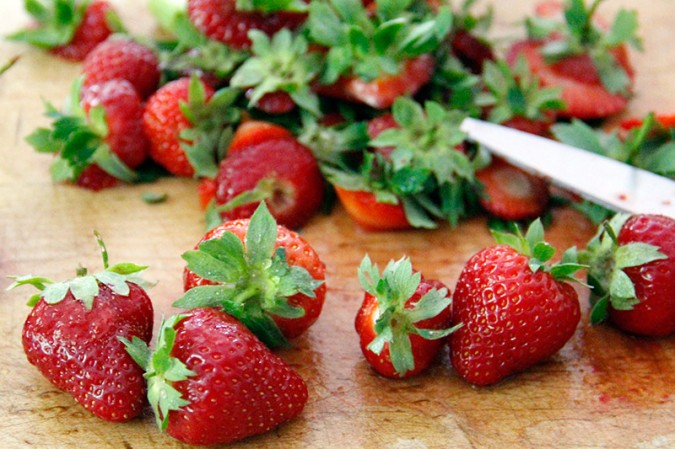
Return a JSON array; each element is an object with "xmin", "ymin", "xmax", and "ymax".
[{"xmin": 1, "ymin": 1, "xmax": 673, "ymax": 448}]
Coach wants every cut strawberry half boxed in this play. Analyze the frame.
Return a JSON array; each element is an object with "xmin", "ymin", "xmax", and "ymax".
[
  {"xmin": 227, "ymin": 120, "xmax": 294, "ymax": 154},
  {"xmin": 334, "ymin": 186, "xmax": 411, "ymax": 231}
]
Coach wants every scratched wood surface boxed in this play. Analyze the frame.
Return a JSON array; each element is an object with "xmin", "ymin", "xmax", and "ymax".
[{"xmin": 0, "ymin": 1, "xmax": 673, "ymax": 448}]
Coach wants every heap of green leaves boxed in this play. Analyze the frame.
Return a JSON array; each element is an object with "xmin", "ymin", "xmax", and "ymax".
[
  {"xmin": 526, "ymin": 0, "xmax": 642, "ymax": 95},
  {"xmin": 173, "ymin": 203, "xmax": 323, "ymax": 348}
]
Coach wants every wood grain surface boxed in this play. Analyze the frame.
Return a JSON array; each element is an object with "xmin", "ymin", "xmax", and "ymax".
[{"xmin": 1, "ymin": 1, "xmax": 673, "ymax": 448}]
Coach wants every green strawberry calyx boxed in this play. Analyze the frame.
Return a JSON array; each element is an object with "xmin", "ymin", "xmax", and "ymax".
[
  {"xmin": 580, "ymin": 213, "xmax": 667, "ymax": 324},
  {"xmin": 357, "ymin": 255, "xmax": 459, "ymax": 377},
  {"xmin": 174, "ymin": 202, "xmax": 324, "ymax": 348},
  {"xmin": 235, "ymin": 0, "xmax": 307, "ymax": 13},
  {"xmin": 6, "ymin": 231, "xmax": 151, "ymax": 310}
]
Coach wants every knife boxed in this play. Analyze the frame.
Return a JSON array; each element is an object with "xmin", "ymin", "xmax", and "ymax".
[{"xmin": 460, "ymin": 118, "xmax": 675, "ymax": 218}]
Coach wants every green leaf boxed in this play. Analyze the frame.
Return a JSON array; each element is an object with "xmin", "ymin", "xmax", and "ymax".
[
  {"xmin": 95, "ymin": 271, "xmax": 130, "ymax": 296},
  {"xmin": 107, "ymin": 262, "xmax": 148, "ymax": 276},
  {"xmin": 605, "ymin": 9, "xmax": 639, "ymax": 47},
  {"xmin": 173, "ymin": 285, "xmax": 238, "ymax": 309},
  {"xmin": 245, "ymin": 203, "xmax": 277, "ymax": 267},
  {"xmin": 615, "ymin": 242, "xmax": 667, "ymax": 270},
  {"xmin": 41, "ymin": 282, "xmax": 70, "ymax": 305},
  {"xmin": 68, "ymin": 275, "xmax": 100, "ymax": 310},
  {"xmin": 93, "ymin": 145, "xmax": 139, "ymax": 183},
  {"xmin": 142, "ymin": 192, "xmax": 169, "ymax": 204},
  {"xmin": 120, "ymin": 335, "xmax": 151, "ymax": 370},
  {"xmin": 590, "ymin": 295, "xmax": 609, "ymax": 325},
  {"xmin": 5, "ymin": 275, "xmax": 53, "ymax": 292}
]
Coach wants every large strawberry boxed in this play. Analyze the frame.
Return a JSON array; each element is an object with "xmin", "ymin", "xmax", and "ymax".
[
  {"xmin": 355, "ymin": 255, "xmax": 458, "ymax": 378},
  {"xmin": 582, "ymin": 214, "xmax": 675, "ymax": 337},
  {"xmin": 449, "ymin": 220, "xmax": 583, "ymax": 386},
  {"xmin": 26, "ymin": 77, "xmax": 148, "ymax": 191},
  {"xmin": 122, "ymin": 308, "xmax": 308, "ymax": 446},
  {"xmin": 178, "ymin": 202, "xmax": 326, "ymax": 348},
  {"xmin": 8, "ymin": 0, "xmax": 122, "ymax": 61},
  {"xmin": 7, "ymin": 233, "xmax": 154, "ymax": 422}
]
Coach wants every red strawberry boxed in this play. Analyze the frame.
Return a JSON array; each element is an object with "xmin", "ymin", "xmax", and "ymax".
[
  {"xmin": 334, "ymin": 186, "xmax": 411, "ymax": 231},
  {"xmin": 583, "ymin": 214, "xmax": 675, "ymax": 337},
  {"xmin": 26, "ymin": 78, "xmax": 148, "ymax": 191},
  {"xmin": 228, "ymin": 120, "xmax": 294, "ymax": 154},
  {"xmin": 7, "ymin": 233, "xmax": 154, "ymax": 421},
  {"xmin": 179, "ymin": 203, "xmax": 326, "ymax": 347},
  {"xmin": 123, "ymin": 308, "xmax": 308, "ymax": 446},
  {"xmin": 449, "ymin": 220, "xmax": 582, "ymax": 386},
  {"xmin": 450, "ymin": 29, "xmax": 495, "ymax": 74},
  {"xmin": 187, "ymin": 0, "xmax": 307, "ymax": 50},
  {"xmin": 619, "ymin": 114, "xmax": 675, "ymax": 132},
  {"xmin": 82, "ymin": 36, "xmax": 160, "ymax": 99},
  {"xmin": 475, "ymin": 156, "xmax": 550, "ymax": 221},
  {"xmin": 355, "ymin": 256, "xmax": 457, "ymax": 378}
]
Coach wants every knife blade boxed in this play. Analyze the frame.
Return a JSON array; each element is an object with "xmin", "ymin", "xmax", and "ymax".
[{"xmin": 460, "ymin": 117, "xmax": 675, "ymax": 218}]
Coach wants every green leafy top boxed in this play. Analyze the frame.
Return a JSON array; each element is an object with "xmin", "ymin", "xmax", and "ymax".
[
  {"xmin": 476, "ymin": 55, "xmax": 564, "ymax": 123},
  {"xmin": 357, "ymin": 255, "xmax": 458, "ymax": 377},
  {"xmin": 307, "ymin": 0, "xmax": 452, "ymax": 84},
  {"xmin": 579, "ymin": 214, "xmax": 667, "ymax": 324},
  {"xmin": 235, "ymin": 0, "xmax": 308, "ymax": 13},
  {"xmin": 451, "ymin": 0, "xmax": 493, "ymax": 34},
  {"xmin": 525, "ymin": 0, "xmax": 642, "ymax": 95},
  {"xmin": 492, "ymin": 219, "xmax": 587, "ymax": 282},
  {"xmin": 6, "ymin": 231, "xmax": 151, "ymax": 310},
  {"xmin": 25, "ymin": 76, "xmax": 139, "ymax": 184},
  {"xmin": 230, "ymin": 29, "xmax": 322, "ymax": 116},
  {"xmin": 552, "ymin": 114, "xmax": 675, "ymax": 179},
  {"xmin": 173, "ymin": 203, "xmax": 323, "ymax": 348}
]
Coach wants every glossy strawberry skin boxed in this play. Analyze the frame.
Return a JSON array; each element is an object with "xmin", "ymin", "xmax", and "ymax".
[
  {"xmin": 50, "ymin": 0, "xmax": 116, "ymax": 61},
  {"xmin": 82, "ymin": 37, "xmax": 160, "ymax": 99},
  {"xmin": 355, "ymin": 278, "xmax": 452, "ymax": 378},
  {"xmin": 609, "ymin": 214, "xmax": 675, "ymax": 337},
  {"xmin": 22, "ymin": 283, "xmax": 153, "ymax": 422},
  {"xmin": 166, "ymin": 308, "xmax": 308, "ymax": 446},
  {"xmin": 183, "ymin": 219, "xmax": 326, "ymax": 339},
  {"xmin": 227, "ymin": 120, "xmax": 293, "ymax": 154},
  {"xmin": 187, "ymin": 0, "xmax": 307, "ymax": 49},
  {"xmin": 334, "ymin": 186, "xmax": 411, "ymax": 231},
  {"xmin": 450, "ymin": 244, "xmax": 580, "ymax": 386}
]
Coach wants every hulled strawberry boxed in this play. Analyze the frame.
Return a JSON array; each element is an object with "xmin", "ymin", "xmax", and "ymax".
[
  {"xmin": 26, "ymin": 77, "xmax": 148, "ymax": 191},
  {"xmin": 9, "ymin": 0, "xmax": 122, "ymax": 61},
  {"xmin": 507, "ymin": 0, "xmax": 641, "ymax": 119},
  {"xmin": 449, "ymin": 220, "xmax": 583, "ymax": 386},
  {"xmin": 123, "ymin": 308, "xmax": 308, "ymax": 446},
  {"xmin": 178, "ymin": 202, "xmax": 326, "ymax": 347},
  {"xmin": 7, "ymin": 233, "xmax": 154, "ymax": 421},
  {"xmin": 582, "ymin": 214, "xmax": 675, "ymax": 337},
  {"xmin": 355, "ymin": 255, "xmax": 458, "ymax": 378}
]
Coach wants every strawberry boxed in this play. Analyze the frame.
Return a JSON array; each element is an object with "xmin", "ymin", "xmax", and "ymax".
[
  {"xmin": 122, "ymin": 308, "xmax": 308, "ymax": 446},
  {"xmin": 334, "ymin": 186, "xmax": 411, "ymax": 231},
  {"xmin": 475, "ymin": 156, "xmax": 550, "ymax": 221},
  {"xmin": 450, "ymin": 29, "xmax": 495, "ymax": 74},
  {"xmin": 82, "ymin": 35, "xmax": 160, "ymax": 99},
  {"xmin": 187, "ymin": 0, "xmax": 307, "ymax": 50},
  {"xmin": 449, "ymin": 220, "xmax": 583, "ymax": 386},
  {"xmin": 9, "ymin": 0, "xmax": 121, "ymax": 61},
  {"xmin": 582, "ymin": 214, "xmax": 675, "ymax": 337},
  {"xmin": 142, "ymin": 75, "xmax": 240, "ymax": 178},
  {"xmin": 26, "ymin": 77, "xmax": 148, "ymax": 191},
  {"xmin": 355, "ymin": 255, "xmax": 458, "ymax": 378},
  {"xmin": 178, "ymin": 202, "xmax": 326, "ymax": 347},
  {"xmin": 7, "ymin": 233, "xmax": 154, "ymax": 421},
  {"xmin": 210, "ymin": 122, "xmax": 325, "ymax": 230},
  {"xmin": 228, "ymin": 120, "xmax": 294, "ymax": 153}
]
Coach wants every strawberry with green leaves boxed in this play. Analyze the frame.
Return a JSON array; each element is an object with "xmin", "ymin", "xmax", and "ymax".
[
  {"xmin": 507, "ymin": 0, "xmax": 641, "ymax": 119},
  {"xmin": 449, "ymin": 220, "xmax": 584, "ymax": 386},
  {"xmin": 178, "ymin": 202, "xmax": 326, "ymax": 348},
  {"xmin": 27, "ymin": 77, "xmax": 148, "ymax": 191},
  {"xmin": 444, "ymin": 0, "xmax": 495, "ymax": 74},
  {"xmin": 122, "ymin": 308, "xmax": 308, "ymax": 446},
  {"xmin": 7, "ymin": 233, "xmax": 154, "ymax": 422},
  {"xmin": 9, "ymin": 0, "xmax": 122, "ymax": 61},
  {"xmin": 581, "ymin": 214, "xmax": 674, "ymax": 337},
  {"xmin": 355, "ymin": 255, "xmax": 458, "ymax": 378}
]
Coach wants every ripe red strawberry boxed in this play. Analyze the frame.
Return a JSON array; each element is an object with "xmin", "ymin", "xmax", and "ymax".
[
  {"xmin": 475, "ymin": 156, "xmax": 550, "ymax": 221},
  {"xmin": 583, "ymin": 214, "xmax": 675, "ymax": 337},
  {"xmin": 187, "ymin": 0, "xmax": 307, "ymax": 50},
  {"xmin": 9, "ymin": 0, "xmax": 120, "ymax": 61},
  {"xmin": 82, "ymin": 36, "xmax": 160, "ymax": 99},
  {"xmin": 449, "ymin": 220, "xmax": 583, "ymax": 386},
  {"xmin": 26, "ymin": 77, "xmax": 148, "ymax": 191},
  {"xmin": 450, "ymin": 29, "xmax": 495, "ymax": 74},
  {"xmin": 355, "ymin": 256, "xmax": 457, "ymax": 378},
  {"xmin": 228, "ymin": 120, "xmax": 293, "ymax": 153},
  {"xmin": 123, "ymin": 308, "xmax": 308, "ymax": 446},
  {"xmin": 334, "ymin": 186, "xmax": 411, "ymax": 231},
  {"xmin": 179, "ymin": 203, "xmax": 326, "ymax": 347},
  {"xmin": 7, "ymin": 233, "xmax": 154, "ymax": 421}
]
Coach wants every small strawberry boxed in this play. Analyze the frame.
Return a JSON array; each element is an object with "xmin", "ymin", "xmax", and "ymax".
[
  {"xmin": 355, "ymin": 255, "xmax": 458, "ymax": 378},
  {"xmin": 142, "ymin": 75, "xmax": 240, "ymax": 178},
  {"xmin": 443, "ymin": 0, "xmax": 495, "ymax": 74},
  {"xmin": 334, "ymin": 186, "xmax": 411, "ymax": 231},
  {"xmin": 8, "ymin": 0, "xmax": 122, "ymax": 61},
  {"xmin": 122, "ymin": 308, "xmax": 308, "ymax": 446},
  {"xmin": 582, "ymin": 214, "xmax": 675, "ymax": 337},
  {"xmin": 26, "ymin": 77, "xmax": 148, "ymax": 191},
  {"xmin": 228, "ymin": 119, "xmax": 294, "ymax": 153},
  {"xmin": 82, "ymin": 35, "xmax": 160, "ymax": 99},
  {"xmin": 449, "ymin": 219, "xmax": 584, "ymax": 386},
  {"xmin": 178, "ymin": 202, "xmax": 326, "ymax": 347},
  {"xmin": 6, "ymin": 232, "xmax": 154, "ymax": 421}
]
